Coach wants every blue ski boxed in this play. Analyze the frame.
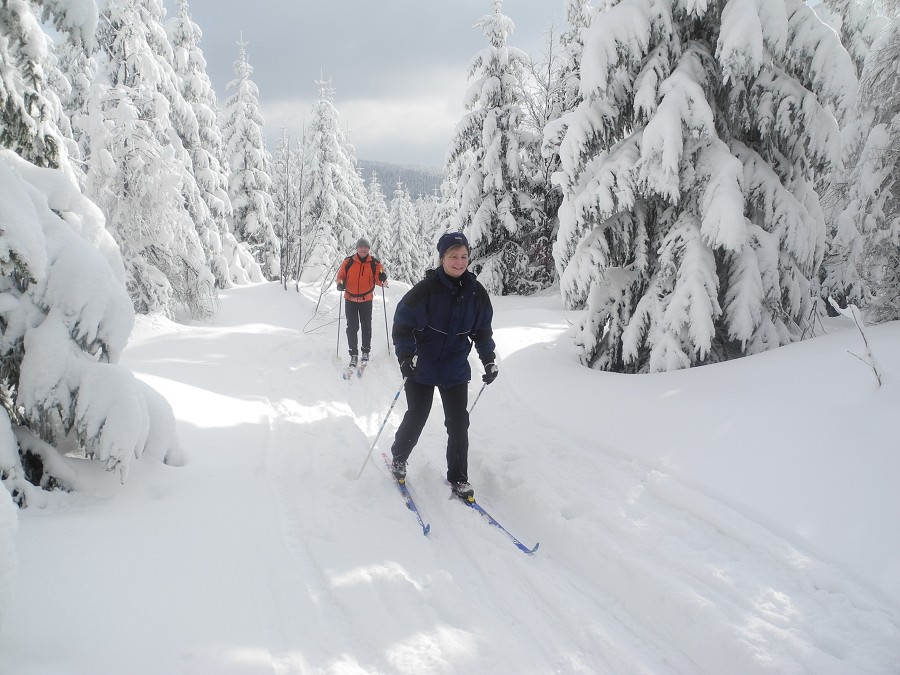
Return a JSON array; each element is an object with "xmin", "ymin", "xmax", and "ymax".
[
  {"xmin": 382, "ymin": 453, "xmax": 430, "ymax": 535},
  {"xmin": 457, "ymin": 496, "xmax": 539, "ymax": 555}
]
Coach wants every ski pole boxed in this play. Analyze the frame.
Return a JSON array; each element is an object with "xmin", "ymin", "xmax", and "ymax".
[
  {"xmin": 336, "ymin": 292, "xmax": 343, "ymax": 359},
  {"xmin": 468, "ymin": 382, "xmax": 487, "ymax": 414},
  {"xmin": 355, "ymin": 377, "xmax": 407, "ymax": 480},
  {"xmin": 381, "ymin": 284, "xmax": 391, "ymax": 356}
]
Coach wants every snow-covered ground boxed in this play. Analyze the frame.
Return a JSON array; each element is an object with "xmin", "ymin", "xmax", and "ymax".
[{"xmin": 2, "ymin": 280, "xmax": 899, "ymax": 674}]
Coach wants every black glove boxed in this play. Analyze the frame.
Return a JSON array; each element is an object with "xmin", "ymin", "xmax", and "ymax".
[
  {"xmin": 378, "ymin": 271, "xmax": 387, "ymax": 282},
  {"xmin": 482, "ymin": 362, "xmax": 499, "ymax": 384},
  {"xmin": 399, "ymin": 355, "xmax": 417, "ymax": 379},
  {"xmin": 336, "ymin": 282, "xmax": 345, "ymax": 291}
]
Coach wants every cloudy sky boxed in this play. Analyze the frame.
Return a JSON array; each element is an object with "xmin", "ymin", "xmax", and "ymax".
[{"xmin": 166, "ymin": 0, "xmax": 566, "ymax": 168}]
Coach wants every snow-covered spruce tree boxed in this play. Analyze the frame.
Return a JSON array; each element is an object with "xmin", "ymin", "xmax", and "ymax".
[
  {"xmin": 166, "ymin": 0, "xmax": 235, "ymax": 289},
  {"xmin": 433, "ymin": 175, "xmax": 460, "ymax": 241},
  {"xmin": 415, "ymin": 191, "xmax": 442, "ymax": 263},
  {"xmin": 0, "ymin": 1, "xmax": 178, "ymax": 509},
  {"xmin": 1, "ymin": 151, "xmax": 180, "ymax": 505},
  {"xmin": 144, "ymin": 0, "xmax": 221, "ymax": 311},
  {"xmin": 544, "ymin": 0, "xmax": 592, "ymax": 284},
  {"xmin": 222, "ymin": 39, "xmax": 280, "ymax": 281},
  {"xmin": 815, "ymin": 0, "xmax": 888, "ymax": 273},
  {"xmin": 389, "ymin": 182, "xmax": 425, "ymax": 284},
  {"xmin": 447, "ymin": 0, "xmax": 537, "ymax": 295},
  {"xmin": 832, "ymin": 17, "xmax": 900, "ymax": 322},
  {"xmin": 297, "ymin": 80, "xmax": 364, "ymax": 281},
  {"xmin": 0, "ymin": 0, "xmax": 84, "ymax": 169},
  {"xmin": 555, "ymin": 0, "xmax": 855, "ymax": 372},
  {"xmin": 520, "ymin": 18, "xmax": 593, "ymax": 293},
  {"xmin": 559, "ymin": 0, "xmax": 593, "ymax": 115},
  {"xmin": 132, "ymin": 0, "xmax": 221, "ymax": 311},
  {"xmin": 344, "ymin": 146, "xmax": 370, "ymax": 231},
  {"xmin": 85, "ymin": 0, "xmax": 217, "ymax": 319},
  {"xmin": 166, "ymin": 1, "xmax": 261, "ymax": 286},
  {"xmin": 817, "ymin": 0, "xmax": 891, "ymax": 313},
  {"xmin": 365, "ymin": 170, "xmax": 392, "ymax": 265},
  {"xmin": 270, "ymin": 128, "xmax": 305, "ymax": 287}
]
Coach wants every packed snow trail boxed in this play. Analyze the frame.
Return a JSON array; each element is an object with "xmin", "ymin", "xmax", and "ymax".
[{"xmin": 2, "ymin": 281, "xmax": 898, "ymax": 674}]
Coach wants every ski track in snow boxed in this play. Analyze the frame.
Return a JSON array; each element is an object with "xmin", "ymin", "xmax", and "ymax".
[
  {"xmin": 4, "ymin": 282, "xmax": 899, "ymax": 674},
  {"xmin": 242, "ymin": 284, "xmax": 900, "ymax": 673}
]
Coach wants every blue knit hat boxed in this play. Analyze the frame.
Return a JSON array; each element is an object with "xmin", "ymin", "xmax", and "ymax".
[{"xmin": 437, "ymin": 232, "xmax": 469, "ymax": 257}]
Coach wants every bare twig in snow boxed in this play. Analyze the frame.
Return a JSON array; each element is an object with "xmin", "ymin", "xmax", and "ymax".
[{"xmin": 828, "ymin": 298, "xmax": 883, "ymax": 387}]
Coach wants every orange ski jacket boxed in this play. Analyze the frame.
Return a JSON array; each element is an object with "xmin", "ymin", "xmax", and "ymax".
[{"xmin": 337, "ymin": 254, "xmax": 385, "ymax": 303}]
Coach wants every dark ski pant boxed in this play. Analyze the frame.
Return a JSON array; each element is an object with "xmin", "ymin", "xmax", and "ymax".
[
  {"xmin": 391, "ymin": 380, "xmax": 469, "ymax": 484},
  {"xmin": 344, "ymin": 299, "xmax": 373, "ymax": 355}
]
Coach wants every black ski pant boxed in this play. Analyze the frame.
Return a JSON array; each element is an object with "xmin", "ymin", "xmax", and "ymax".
[
  {"xmin": 391, "ymin": 380, "xmax": 470, "ymax": 484},
  {"xmin": 344, "ymin": 299, "xmax": 373, "ymax": 355}
]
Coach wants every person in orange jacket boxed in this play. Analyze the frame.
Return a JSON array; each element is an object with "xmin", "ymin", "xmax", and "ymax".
[{"xmin": 336, "ymin": 238, "xmax": 387, "ymax": 367}]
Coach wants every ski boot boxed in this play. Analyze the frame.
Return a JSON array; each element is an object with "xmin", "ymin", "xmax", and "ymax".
[
  {"xmin": 390, "ymin": 460, "xmax": 407, "ymax": 484},
  {"xmin": 451, "ymin": 481, "xmax": 474, "ymax": 502}
]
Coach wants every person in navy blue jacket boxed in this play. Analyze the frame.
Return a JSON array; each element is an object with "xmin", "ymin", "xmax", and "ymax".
[{"xmin": 389, "ymin": 232, "xmax": 498, "ymax": 501}]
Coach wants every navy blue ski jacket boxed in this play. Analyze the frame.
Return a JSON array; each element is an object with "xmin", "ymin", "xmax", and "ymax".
[{"xmin": 392, "ymin": 267, "xmax": 495, "ymax": 388}]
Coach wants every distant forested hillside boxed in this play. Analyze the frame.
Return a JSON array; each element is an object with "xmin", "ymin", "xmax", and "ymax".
[{"xmin": 357, "ymin": 160, "xmax": 442, "ymax": 199}]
